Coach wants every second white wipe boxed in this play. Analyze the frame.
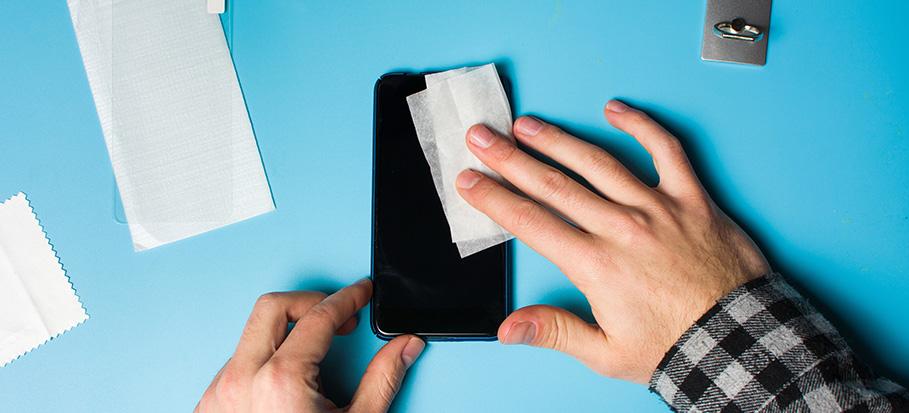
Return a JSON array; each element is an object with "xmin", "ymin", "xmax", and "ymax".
[
  {"xmin": 0, "ymin": 193, "xmax": 88, "ymax": 367},
  {"xmin": 407, "ymin": 64, "xmax": 514, "ymax": 257}
]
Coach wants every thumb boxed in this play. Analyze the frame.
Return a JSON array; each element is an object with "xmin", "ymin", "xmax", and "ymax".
[
  {"xmin": 498, "ymin": 305, "xmax": 610, "ymax": 373},
  {"xmin": 348, "ymin": 335, "xmax": 425, "ymax": 413}
]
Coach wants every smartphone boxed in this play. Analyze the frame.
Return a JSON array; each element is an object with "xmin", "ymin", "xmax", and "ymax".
[{"xmin": 371, "ymin": 72, "xmax": 510, "ymax": 341}]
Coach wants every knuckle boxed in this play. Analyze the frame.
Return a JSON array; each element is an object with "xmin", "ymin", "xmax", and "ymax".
[
  {"xmin": 584, "ymin": 149, "xmax": 622, "ymax": 179},
  {"xmin": 308, "ymin": 291, "xmax": 328, "ymax": 301},
  {"xmin": 541, "ymin": 126, "xmax": 576, "ymax": 149},
  {"xmin": 487, "ymin": 140, "xmax": 519, "ymax": 164},
  {"xmin": 661, "ymin": 135, "xmax": 685, "ymax": 157},
  {"xmin": 611, "ymin": 212, "xmax": 647, "ymax": 245},
  {"xmin": 306, "ymin": 302, "xmax": 337, "ymax": 323},
  {"xmin": 255, "ymin": 358, "xmax": 299, "ymax": 392},
  {"xmin": 537, "ymin": 169, "xmax": 571, "ymax": 202},
  {"xmin": 627, "ymin": 111, "xmax": 651, "ymax": 126},
  {"xmin": 545, "ymin": 125, "xmax": 569, "ymax": 144},
  {"xmin": 511, "ymin": 200, "xmax": 544, "ymax": 233},
  {"xmin": 695, "ymin": 193, "xmax": 715, "ymax": 215},
  {"xmin": 646, "ymin": 197, "xmax": 673, "ymax": 219},
  {"xmin": 686, "ymin": 193, "xmax": 716, "ymax": 220},
  {"xmin": 253, "ymin": 292, "xmax": 281, "ymax": 311},
  {"xmin": 365, "ymin": 351, "xmax": 403, "ymax": 377},
  {"xmin": 545, "ymin": 314, "xmax": 571, "ymax": 353},
  {"xmin": 213, "ymin": 367, "xmax": 248, "ymax": 405},
  {"xmin": 649, "ymin": 201, "xmax": 687, "ymax": 232}
]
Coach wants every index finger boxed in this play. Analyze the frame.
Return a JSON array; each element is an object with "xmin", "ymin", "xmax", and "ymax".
[
  {"xmin": 455, "ymin": 169, "xmax": 591, "ymax": 268},
  {"xmin": 270, "ymin": 278, "xmax": 373, "ymax": 368},
  {"xmin": 232, "ymin": 291, "xmax": 327, "ymax": 369}
]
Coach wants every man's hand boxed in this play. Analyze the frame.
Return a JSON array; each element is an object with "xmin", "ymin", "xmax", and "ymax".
[
  {"xmin": 456, "ymin": 100, "xmax": 770, "ymax": 383},
  {"xmin": 195, "ymin": 279, "xmax": 425, "ymax": 413}
]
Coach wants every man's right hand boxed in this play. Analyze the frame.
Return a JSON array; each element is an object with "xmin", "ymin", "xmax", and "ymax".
[{"xmin": 456, "ymin": 100, "xmax": 770, "ymax": 383}]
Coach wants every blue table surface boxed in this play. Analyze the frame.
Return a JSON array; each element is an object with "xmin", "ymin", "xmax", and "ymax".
[{"xmin": 2, "ymin": 1, "xmax": 908, "ymax": 412}]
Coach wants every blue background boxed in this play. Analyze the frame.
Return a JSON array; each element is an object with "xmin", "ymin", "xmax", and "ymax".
[{"xmin": 2, "ymin": 1, "xmax": 907, "ymax": 411}]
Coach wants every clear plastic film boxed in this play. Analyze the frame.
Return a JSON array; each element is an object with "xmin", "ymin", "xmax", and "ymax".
[{"xmin": 67, "ymin": 0, "xmax": 273, "ymax": 251}]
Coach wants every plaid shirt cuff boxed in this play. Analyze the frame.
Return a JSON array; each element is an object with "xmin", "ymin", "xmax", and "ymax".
[{"xmin": 649, "ymin": 273, "xmax": 908, "ymax": 412}]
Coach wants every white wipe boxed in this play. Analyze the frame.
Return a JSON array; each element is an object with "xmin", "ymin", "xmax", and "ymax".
[
  {"xmin": 0, "ymin": 193, "xmax": 88, "ymax": 367},
  {"xmin": 407, "ymin": 64, "xmax": 514, "ymax": 257},
  {"xmin": 67, "ymin": 0, "xmax": 274, "ymax": 251}
]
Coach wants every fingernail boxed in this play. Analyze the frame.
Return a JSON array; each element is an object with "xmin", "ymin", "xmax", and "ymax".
[
  {"xmin": 401, "ymin": 337, "xmax": 425, "ymax": 369},
  {"xmin": 515, "ymin": 116, "xmax": 544, "ymax": 136},
  {"xmin": 456, "ymin": 170, "xmax": 482, "ymax": 189},
  {"xmin": 606, "ymin": 100, "xmax": 630, "ymax": 113},
  {"xmin": 502, "ymin": 322, "xmax": 536, "ymax": 345},
  {"xmin": 468, "ymin": 125, "xmax": 496, "ymax": 148}
]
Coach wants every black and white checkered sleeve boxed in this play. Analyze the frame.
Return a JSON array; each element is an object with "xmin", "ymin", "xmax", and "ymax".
[{"xmin": 649, "ymin": 273, "xmax": 909, "ymax": 412}]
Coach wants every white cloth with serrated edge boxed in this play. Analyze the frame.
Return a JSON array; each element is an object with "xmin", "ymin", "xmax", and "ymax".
[
  {"xmin": 0, "ymin": 193, "xmax": 88, "ymax": 367},
  {"xmin": 407, "ymin": 64, "xmax": 515, "ymax": 257},
  {"xmin": 66, "ymin": 0, "xmax": 274, "ymax": 251}
]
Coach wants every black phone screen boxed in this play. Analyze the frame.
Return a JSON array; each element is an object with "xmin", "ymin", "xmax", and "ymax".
[{"xmin": 371, "ymin": 73, "xmax": 508, "ymax": 340}]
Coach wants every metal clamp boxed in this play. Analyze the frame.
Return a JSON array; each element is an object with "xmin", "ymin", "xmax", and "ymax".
[
  {"xmin": 714, "ymin": 18, "xmax": 763, "ymax": 42},
  {"xmin": 701, "ymin": 0, "xmax": 772, "ymax": 65}
]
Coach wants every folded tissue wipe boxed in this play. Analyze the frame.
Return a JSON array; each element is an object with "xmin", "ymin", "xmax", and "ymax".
[
  {"xmin": 0, "ymin": 193, "xmax": 88, "ymax": 367},
  {"xmin": 66, "ymin": 0, "xmax": 274, "ymax": 251},
  {"xmin": 407, "ymin": 64, "xmax": 515, "ymax": 257}
]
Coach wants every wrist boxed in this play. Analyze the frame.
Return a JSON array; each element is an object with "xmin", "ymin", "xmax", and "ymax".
[{"xmin": 649, "ymin": 273, "xmax": 844, "ymax": 412}]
